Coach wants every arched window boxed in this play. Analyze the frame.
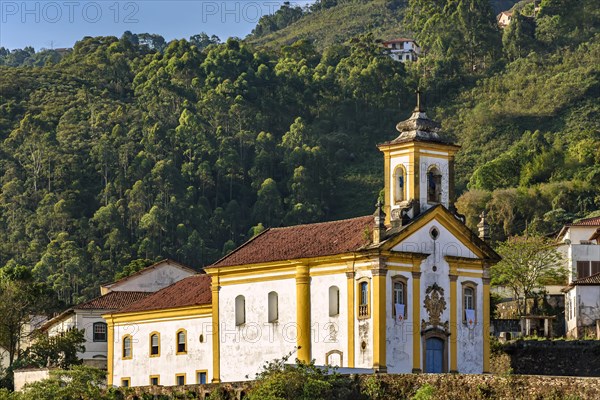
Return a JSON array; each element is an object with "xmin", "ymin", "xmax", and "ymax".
[
  {"xmin": 392, "ymin": 276, "xmax": 408, "ymax": 320},
  {"xmin": 149, "ymin": 332, "xmax": 160, "ymax": 357},
  {"xmin": 328, "ymin": 286, "xmax": 340, "ymax": 317},
  {"xmin": 268, "ymin": 291, "xmax": 278, "ymax": 323},
  {"xmin": 122, "ymin": 335, "xmax": 132, "ymax": 359},
  {"xmin": 235, "ymin": 295, "xmax": 246, "ymax": 326},
  {"xmin": 176, "ymin": 329, "xmax": 187, "ymax": 354},
  {"xmin": 427, "ymin": 166, "xmax": 442, "ymax": 203},
  {"xmin": 357, "ymin": 279, "xmax": 370, "ymax": 319},
  {"xmin": 93, "ymin": 322, "xmax": 107, "ymax": 342},
  {"xmin": 462, "ymin": 282, "xmax": 477, "ymax": 325},
  {"xmin": 394, "ymin": 165, "xmax": 406, "ymax": 203}
]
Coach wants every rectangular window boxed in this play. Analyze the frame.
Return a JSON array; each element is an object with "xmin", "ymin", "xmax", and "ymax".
[
  {"xmin": 121, "ymin": 378, "xmax": 130, "ymax": 387},
  {"xmin": 196, "ymin": 371, "xmax": 207, "ymax": 384},
  {"xmin": 392, "ymin": 277, "xmax": 408, "ymax": 320},
  {"xmin": 150, "ymin": 376, "xmax": 159, "ymax": 386},
  {"xmin": 150, "ymin": 333, "xmax": 160, "ymax": 356},
  {"xmin": 93, "ymin": 323, "xmax": 107, "ymax": 342},
  {"xmin": 175, "ymin": 374, "xmax": 185, "ymax": 386},
  {"xmin": 577, "ymin": 261, "xmax": 590, "ymax": 279},
  {"xmin": 592, "ymin": 261, "xmax": 600, "ymax": 276}
]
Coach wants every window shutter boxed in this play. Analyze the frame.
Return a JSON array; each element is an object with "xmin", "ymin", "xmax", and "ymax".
[{"xmin": 577, "ymin": 261, "xmax": 590, "ymax": 279}]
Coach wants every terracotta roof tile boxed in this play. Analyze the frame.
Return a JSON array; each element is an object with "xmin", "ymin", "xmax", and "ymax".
[
  {"xmin": 572, "ymin": 272, "xmax": 600, "ymax": 285},
  {"xmin": 210, "ymin": 216, "xmax": 373, "ymax": 268},
  {"xmin": 570, "ymin": 216, "xmax": 600, "ymax": 227},
  {"xmin": 76, "ymin": 291, "xmax": 151, "ymax": 310},
  {"xmin": 117, "ymin": 274, "xmax": 212, "ymax": 314}
]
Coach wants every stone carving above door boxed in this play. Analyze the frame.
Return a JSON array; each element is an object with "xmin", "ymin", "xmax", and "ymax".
[{"xmin": 422, "ymin": 283, "xmax": 449, "ymax": 333}]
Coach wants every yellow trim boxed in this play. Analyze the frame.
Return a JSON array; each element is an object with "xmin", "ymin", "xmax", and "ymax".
[
  {"xmin": 346, "ymin": 271, "xmax": 355, "ymax": 368},
  {"xmin": 104, "ymin": 304, "xmax": 212, "ymax": 324},
  {"xmin": 356, "ymin": 278, "xmax": 371, "ymax": 319},
  {"xmin": 204, "ymin": 253, "xmax": 378, "ymax": 280},
  {"xmin": 381, "ymin": 206, "xmax": 488, "ymax": 259},
  {"xmin": 411, "ymin": 260, "xmax": 422, "ymax": 372},
  {"xmin": 461, "ymin": 281, "xmax": 478, "ymax": 324},
  {"xmin": 483, "ymin": 279, "xmax": 491, "ymax": 373},
  {"xmin": 195, "ymin": 369, "xmax": 209, "ymax": 384},
  {"xmin": 296, "ymin": 265, "xmax": 311, "ymax": 363},
  {"xmin": 149, "ymin": 332, "xmax": 160, "ymax": 357},
  {"xmin": 122, "ymin": 334, "xmax": 132, "ymax": 360},
  {"xmin": 384, "ymin": 152, "xmax": 391, "ymax": 225},
  {"xmin": 372, "ymin": 268, "xmax": 387, "ymax": 372},
  {"xmin": 309, "ymin": 268, "xmax": 348, "ymax": 277},
  {"xmin": 449, "ymin": 276, "xmax": 458, "ymax": 372},
  {"xmin": 175, "ymin": 373, "xmax": 186, "ymax": 385},
  {"xmin": 149, "ymin": 375, "xmax": 160, "ymax": 386},
  {"xmin": 176, "ymin": 328, "xmax": 187, "ymax": 355},
  {"xmin": 107, "ymin": 319, "xmax": 114, "ymax": 385},
  {"xmin": 387, "ymin": 264, "xmax": 413, "ymax": 272},
  {"xmin": 220, "ymin": 274, "xmax": 296, "ymax": 285},
  {"xmin": 211, "ymin": 277, "xmax": 221, "ymax": 383},
  {"xmin": 120, "ymin": 377, "xmax": 130, "ymax": 387}
]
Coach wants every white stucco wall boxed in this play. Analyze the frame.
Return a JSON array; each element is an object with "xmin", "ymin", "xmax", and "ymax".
[
  {"xmin": 385, "ymin": 269, "xmax": 413, "ymax": 373},
  {"xmin": 106, "ymin": 263, "xmax": 195, "ymax": 293},
  {"xmin": 310, "ymin": 272, "xmax": 348, "ymax": 368},
  {"xmin": 13, "ymin": 368, "xmax": 51, "ymax": 391},
  {"xmin": 219, "ymin": 278, "xmax": 297, "ymax": 382},
  {"xmin": 456, "ymin": 276, "xmax": 484, "ymax": 373},
  {"xmin": 112, "ymin": 314, "xmax": 212, "ymax": 387},
  {"xmin": 389, "ymin": 154, "xmax": 410, "ymax": 215},
  {"xmin": 46, "ymin": 311, "xmax": 109, "ymax": 363}
]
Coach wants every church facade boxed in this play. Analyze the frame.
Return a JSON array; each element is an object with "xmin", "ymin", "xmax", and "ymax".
[{"xmin": 105, "ymin": 104, "xmax": 500, "ymax": 387}]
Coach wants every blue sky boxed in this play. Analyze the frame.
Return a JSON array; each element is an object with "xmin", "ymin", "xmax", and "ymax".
[{"xmin": 0, "ymin": 1, "xmax": 314, "ymax": 50}]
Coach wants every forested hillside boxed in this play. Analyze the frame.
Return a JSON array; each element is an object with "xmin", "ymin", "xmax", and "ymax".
[{"xmin": 0, "ymin": 0, "xmax": 598, "ymax": 305}]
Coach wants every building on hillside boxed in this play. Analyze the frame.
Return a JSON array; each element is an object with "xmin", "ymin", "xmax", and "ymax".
[
  {"xmin": 104, "ymin": 275, "xmax": 213, "ymax": 387},
  {"xmin": 39, "ymin": 259, "xmax": 196, "ymax": 369},
  {"xmin": 382, "ymin": 38, "xmax": 420, "ymax": 62},
  {"xmin": 105, "ymin": 101, "xmax": 500, "ymax": 387},
  {"xmin": 497, "ymin": 11, "xmax": 513, "ymax": 28},
  {"xmin": 558, "ymin": 217, "xmax": 600, "ymax": 338}
]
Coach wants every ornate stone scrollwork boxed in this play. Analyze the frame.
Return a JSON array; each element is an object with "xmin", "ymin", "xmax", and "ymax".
[{"xmin": 422, "ymin": 283, "xmax": 449, "ymax": 333}]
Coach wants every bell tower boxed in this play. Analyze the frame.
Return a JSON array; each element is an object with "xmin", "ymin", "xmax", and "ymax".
[{"xmin": 377, "ymin": 93, "xmax": 460, "ymax": 226}]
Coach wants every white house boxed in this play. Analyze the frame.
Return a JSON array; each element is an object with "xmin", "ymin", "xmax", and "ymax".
[
  {"xmin": 105, "ymin": 102, "xmax": 500, "ymax": 387},
  {"xmin": 559, "ymin": 216, "xmax": 600, "ymax": 338},
  {"xmin": 382, "ymin": 38, "xmax": 420, "ymax": 62},
  {"xmin": 497, "ymin": 11, "xmax": 513, "ymax": 28},
  {"xmin": 40, "ymin": 259, "xmax": 196, "ymax": 369}
]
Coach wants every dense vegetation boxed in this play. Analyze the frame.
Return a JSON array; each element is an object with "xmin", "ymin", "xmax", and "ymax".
[{"xmin": 0, "ymin": 0, "xmax": 597, "ymax": 309}]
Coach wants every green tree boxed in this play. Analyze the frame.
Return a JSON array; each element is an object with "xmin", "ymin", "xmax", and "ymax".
[
  {"xmin": 491, "ymin": 235, "xmax": 567, "ymax": 316},
  {"xmin": 13, "ymin": 329, "xmax": 85, "ymax": 370}
]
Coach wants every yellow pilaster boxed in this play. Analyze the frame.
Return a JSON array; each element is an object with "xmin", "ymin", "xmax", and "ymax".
[
  {"xmin": 411, "ymin": 258, "xmax": 422, "ymax": 372},
  {"xmin": 106, "ymin": 317, "xmax": 114, "ymax": 386},
  {"xmin": 483, "ymin": 274, "xmax": 491, "ymax": 373},
  {"xmin": 383, "ymin": 152, "xmax": 391, "ymax": 225},
  {"xmin": 449, "ymin": 268, "xmax": 458, "ymax": 373},
  {"xmin": 372, "ymin": 265, "xmax": 388, "ymax": 372},
  {"xmin": 346, "ymin": 270, "xmax": 355, "ymax": 368},
  {"xmin": 211, "ymin": 277, "xmax": 221, "ymax": 383},
  {"xmin": 296, "ymin": 265, "xmax": 311, "ymax": 363}
]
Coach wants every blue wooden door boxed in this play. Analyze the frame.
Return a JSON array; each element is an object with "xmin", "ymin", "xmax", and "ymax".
[{"xmin": 425, "ymin": 338, "xmax": 444, "ymax": 373}]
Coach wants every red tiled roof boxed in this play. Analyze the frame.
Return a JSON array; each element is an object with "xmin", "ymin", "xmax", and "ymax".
[
  {"xmin": 40, "ymin": 291, "xmax": 151, "ymax": 331},
  {"xmin": 76, "ymin": 291, "xmax": 150, "ymax": 310},
  {"xmin": 572, "ymin": 272, "xmax": 600, "ymax": 285},
  {"xmin": 117, "ymin": 274, "xmax": 212, "ymax": 314},
  {"xmin": 570, "ymin": 216, "xmax": 600, "ymax": 227},
  {"xmin": 211, "ymin": 216, "xmax": 374, "ymax": 268}
]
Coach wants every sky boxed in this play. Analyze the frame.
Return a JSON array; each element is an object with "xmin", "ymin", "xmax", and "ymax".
[{"xmin": 0, "ymin": 0, "xmax": 314, "ymax": 50}]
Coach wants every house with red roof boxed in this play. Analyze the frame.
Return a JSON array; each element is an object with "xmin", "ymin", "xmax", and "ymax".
[
  {"xmin": 382, "ymin": 38, "xmax": 420, "ymax": 62},
  {"xmin": 39, "ymin": 259, "xmax": 195, "ymax": 369},
  {"xmin": 105, "ymin": 101, "xmax": 500, "ymax": 387},
  {"xmin": 558, "ymin": 216, "xmax": 600, "ymax": 338}
]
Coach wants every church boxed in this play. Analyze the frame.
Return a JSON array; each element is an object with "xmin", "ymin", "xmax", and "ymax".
[{"xmin": 104, "ymin": 102, "xmax": 500, "ymax": 387}]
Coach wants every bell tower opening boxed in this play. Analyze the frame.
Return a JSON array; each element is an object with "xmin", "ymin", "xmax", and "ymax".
[{"xmin": 377, "ymin": 92, "xmax": 460, "ymax": 226}]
